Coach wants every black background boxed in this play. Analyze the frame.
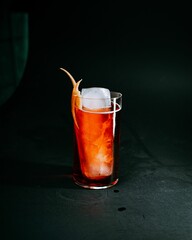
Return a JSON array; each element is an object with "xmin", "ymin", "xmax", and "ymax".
[{"xmin": 6, "ymin": 1, "xmax": 192, "ymax": 132}]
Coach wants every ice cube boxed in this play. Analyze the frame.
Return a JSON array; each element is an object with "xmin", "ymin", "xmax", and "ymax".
[
  {"xmin": 87, "ymin": 163, "xmax": 112, "ymax": 178},
  {"xmin": 81, "ymin": 87, "xmax": 111, "ymax": 109}
]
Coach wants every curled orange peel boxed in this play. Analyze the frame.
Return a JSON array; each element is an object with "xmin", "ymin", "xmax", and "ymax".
[{"xmin": 60, "ymin": 67, "xmax": 82, "ymax": 128}]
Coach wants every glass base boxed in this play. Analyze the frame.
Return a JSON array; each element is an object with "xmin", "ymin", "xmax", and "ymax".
[{"xmin": 73, "ymin": 177, "xmax": 119, "ymax": 190}]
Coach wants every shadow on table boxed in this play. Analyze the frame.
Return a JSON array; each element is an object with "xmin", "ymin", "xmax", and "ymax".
[{"xmin": 0, "ymin": 159, "xmax": 75, "ymax": 189}]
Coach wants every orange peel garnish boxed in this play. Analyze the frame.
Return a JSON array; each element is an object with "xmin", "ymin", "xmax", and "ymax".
[{"xmin": 60, "ymin": 67, "xmax": 82, "ymax": 128}]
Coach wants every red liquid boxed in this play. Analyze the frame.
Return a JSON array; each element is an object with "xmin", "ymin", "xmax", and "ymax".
[{"xmin": 73, "ymin": 104, "xmax": 121, "ymax": 189}]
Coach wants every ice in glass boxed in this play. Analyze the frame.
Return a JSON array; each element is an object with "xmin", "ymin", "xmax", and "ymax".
[{"xmin": 60, "ymin": 68, "xmax": 122, "ymax": 189}]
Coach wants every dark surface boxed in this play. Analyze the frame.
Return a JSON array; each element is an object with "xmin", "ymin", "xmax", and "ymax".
[{"xmin": 1, "ymin": 2, "xmax": 192, "ymax": 240}]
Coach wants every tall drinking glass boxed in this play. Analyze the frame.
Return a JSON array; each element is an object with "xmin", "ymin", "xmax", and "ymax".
[{"xmin": 72, "ymin": 91, "xmax": 122, "ymax": 189}]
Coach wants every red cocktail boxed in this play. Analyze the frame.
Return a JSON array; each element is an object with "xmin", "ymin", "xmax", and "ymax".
[
  {"xmin": 60, "ymin": 68, "xmax": 122, "ymax": 189},
  {"xmin": 73, "ymin": 92, "xmax": 122, "ymax": 189}
]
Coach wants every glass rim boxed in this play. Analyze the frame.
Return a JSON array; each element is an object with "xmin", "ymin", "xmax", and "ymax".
[{"xmin": 76, "ymin": 91, "xmax": 122, "ymax": 101}]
